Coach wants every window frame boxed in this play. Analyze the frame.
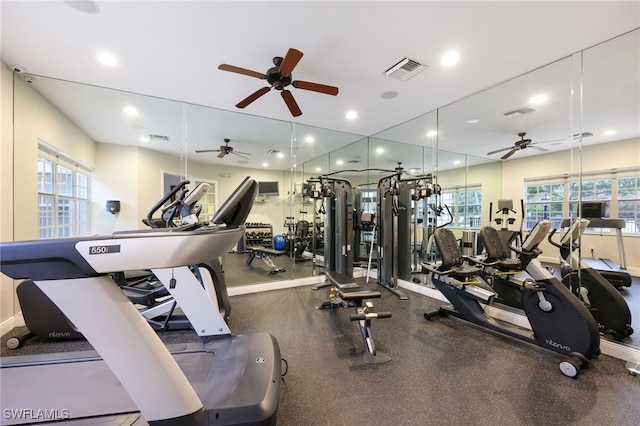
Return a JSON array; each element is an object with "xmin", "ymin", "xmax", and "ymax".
[{"xmin": 38, "ymin": 141, "xmax": 93, "ymax": 239}]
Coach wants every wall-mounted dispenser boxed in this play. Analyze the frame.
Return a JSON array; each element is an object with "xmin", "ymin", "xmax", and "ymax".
[{"xmin": 106, "ymin": 200, "xmax": 121, "ymax": 214}]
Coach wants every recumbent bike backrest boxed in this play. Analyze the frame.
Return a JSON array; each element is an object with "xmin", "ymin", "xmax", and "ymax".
[
  {"xmin": 480, "ymin": 226, "xmax": 511, "ymax": 262},
  {"xmin": 433, "ymin": 227, "xmax": 464, "ymax": 271}
]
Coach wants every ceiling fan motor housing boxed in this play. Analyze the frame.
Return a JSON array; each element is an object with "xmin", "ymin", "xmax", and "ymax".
[{"xmin": 267, "ymin": 62, "xmax": 292, "ymax": 90}]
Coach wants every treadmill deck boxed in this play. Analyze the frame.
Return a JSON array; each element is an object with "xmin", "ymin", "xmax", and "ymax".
[{"xmin": 1, "ymin": 333, "xmax": 281, "ymax": 425}]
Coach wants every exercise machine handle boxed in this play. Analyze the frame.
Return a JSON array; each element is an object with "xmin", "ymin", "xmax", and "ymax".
[
  {"xmin": 547, "ymin": 228, "xmax": 563, "ymax": 249},
  {"xmin": 144, "ymin": 180, "xmax": 190, "ymax": 228},
  {"xmin": 349, "ymin": 312, "xmax": 392, "ymax": 321}
]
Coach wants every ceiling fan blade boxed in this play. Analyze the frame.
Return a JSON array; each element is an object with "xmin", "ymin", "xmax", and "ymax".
[
  {"xmin": 279, "ymin": 48, "xmax": 304, "ymax": 75},
  {"xmin": 195, "ymin": 149, "xmax": 221, "ymax": 154},
  {"xmin": 281, "ymin": 90, "xmax": 302, "ymax": 117},
  {"xmin": 530, "ymin": 145, "xmax": 549, "ymax": 152},
  {"xmin": 231, "ymin": 152, "xmax": 251, "ymax": 161},
  {"xmin": 236, "ymin": 87, "xmax": 271, "ymax": 108},
  {"xmin": 218, "ymin": 64, "xmax": 267, "ymax": 80},
  {"xmin": 533, "ymin": 138, "xmax": 564, "ymax": 145},
  {"xmin": 501, "ymin": 149, "xmax": 517, "ymax": 160},
  {"xmin": 217, "ymin": 151, "xmax": 226, "ymax": 159},
  {"xmin": 292, "ymin": 80, "xmax": 339, "ymax": 96},
  {"xmin": 487, "ymin": 146, "xmax": 514, "ymax": 156},
  {"xmin": 233, "ymin": 151, "xmax": 252, "ymax": 156}
]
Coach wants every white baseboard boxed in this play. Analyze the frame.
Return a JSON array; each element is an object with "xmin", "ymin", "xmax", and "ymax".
[
  {"xmin": 228, "ymin": 274, "xmax": 325, "ymax": 296},
  {"xmin": 228, "ymin": 267, "xmax": 369, "ymax": 296},
  {"xmin": 1, "ymin": 312, "xmax": 24, "ymax": 336}
]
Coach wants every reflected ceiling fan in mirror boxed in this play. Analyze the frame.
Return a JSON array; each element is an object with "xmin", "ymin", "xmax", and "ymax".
[
  {"xmin": 218, "ymin": 48, "xmax": 339, "ymax": 117},
  {"xmin": 487, "ymin": 132, "xmax": 562, "ymax": 160},
  {"xmin": 195, "ymin": 138, "xmax": 251, "ymax": 160}
]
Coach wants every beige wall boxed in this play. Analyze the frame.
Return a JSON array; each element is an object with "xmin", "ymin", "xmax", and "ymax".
[
  {"xmin": 13, "ymin": 74, "xmax": 96, "ymax": 241},
  {"xmin": 1, "ymin": 63, "xmax": 15, "ymax": 327}
]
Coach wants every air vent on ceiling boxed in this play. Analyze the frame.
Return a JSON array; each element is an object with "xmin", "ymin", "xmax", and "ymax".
[
  {"xmin": 267, "ymin": 149, "xmax": 280, "ymax": 155},
  {"xmin": 503, "ymin": 107, "xmax": 537, "ymax": 118},
  {"xmin": 347, "ymin": 159, "xmax": 361, "ymax": 163},
  {"xmin": 383, "ymin": 57, "xmax": 427, "ymax": 81},
  {"xmin": 148, "ymin": 134, "xmax": 170, "ymax": 141},
  {"xmin": 573, "ymin": 132, "xmax": 594, "ymax": 139}
]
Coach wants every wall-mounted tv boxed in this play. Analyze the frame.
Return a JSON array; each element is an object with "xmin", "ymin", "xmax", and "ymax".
[{"xmin": 258, "ymin": 181, "xmax": 279, "ymax": 196}]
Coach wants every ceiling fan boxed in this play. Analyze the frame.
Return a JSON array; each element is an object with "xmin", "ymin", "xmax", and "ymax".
[
  {"xmin": 218, "ymin": 48, "xmax": 339, "ymax": 117},
  {"xmin": 487, "ymin": 132, "xmax": 561, "ymax": 160},
  {"xmin": 195, "ymin": 138, "xmax": 251, "ymax": 160}
]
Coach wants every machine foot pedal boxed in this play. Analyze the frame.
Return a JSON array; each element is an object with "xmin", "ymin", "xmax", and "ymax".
[{"xmin": 363, "ymin": 351, "xmax": 392, "ymax": 364}]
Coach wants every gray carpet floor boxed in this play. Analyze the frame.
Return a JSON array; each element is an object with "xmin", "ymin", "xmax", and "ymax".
[{"xmin": 3, "ymin": 281, "xmax": 639, "ymax": 426}]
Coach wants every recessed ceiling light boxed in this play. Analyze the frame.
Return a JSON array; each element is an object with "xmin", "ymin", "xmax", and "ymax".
[
  {"xmin": 380, "ymin": 91, "xmax": 398, "ymax": 99},
  {"xmin": 123, "ymin": 106, "xmax": 138, "ymax": 116},
  {"xmin": 276, "ymin": 152, "xmax": 285, "ymax": 159},
  {"xmin": 441, "ymin": 51, "xmax": 460, "ymax": 66},
  {"xmin": 315, "ymin": 167, "xmax": 322, "ymax": 172},
  {"xmin": 262, "ymin": 162, "xmax": 269, "ymax": 167},
  {"xmin": 375, "ymin": 147, "xmax": 385, "ymax": 154},
  {"xmin": 453, "ymin": 160, "xmax": 462, "ymax": 165},
  {"xmin": 530, "ymin": 94, "xmax": 548, "ymax": 105},
  {"xmin": 304, "ymin": 136, "xmax": 315, "ymax": 143},
  {"xmin": 345, "ymin": 110, "xmax": 358, "ymax": 120},
  {"xmin": 466, "ymin": 118, "xmax": 480, "ymax": 124},
  {"xmin": 65, "ymin": 1, "xmax": 100, "ymax": 14},
  {"xmin": 336, "ymin": 160, "xmax": 344, "ymax": 166},
  {"xmin": 426, "ymin": 130, "xmax": 437, "ymax": 137},
  {"xmin": 603, "ymin": 129, "xmax": 617, "ymax": 136},
  {"xmin": 97, "ymin": 52, "xmax": 118, "ymax": 67},
  {"xmin": 138, "ymin": 136, "xmax": 149, "ymax": 143}
]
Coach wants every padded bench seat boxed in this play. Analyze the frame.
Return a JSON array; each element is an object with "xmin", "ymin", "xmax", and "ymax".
[
  {"xmin": 324, "ymin": 271, "xmax": 359, "ymax": 289},
  {"xmin": 317, "ymin": 270, "xmax": 391, "ymax": 363},
  {"xmin": 246, "ymin": 246, "xmax": 286, "ymax": 274},
  {"xmin": 339, "ymin": 286, "xmax": 381, "ymax": 300}
]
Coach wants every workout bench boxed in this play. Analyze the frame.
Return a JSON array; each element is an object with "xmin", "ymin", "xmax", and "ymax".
[
  {"xmin": 317, "ymin": 271, "xmax": 392, "ymax": 363},
  {"xmin": 246, "ymin": 246, "xmax": 286, "ymax": 274}
]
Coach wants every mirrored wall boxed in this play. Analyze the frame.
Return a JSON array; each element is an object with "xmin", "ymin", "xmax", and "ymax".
[{"xmin": 11, "ymin": 29, "xmax": 639, "ymax": 350}]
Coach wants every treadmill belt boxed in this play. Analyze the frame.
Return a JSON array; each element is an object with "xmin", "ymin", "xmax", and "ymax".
[{"xmin": 0, "ymin": 352, "xmax": 214, "ymax": 425}]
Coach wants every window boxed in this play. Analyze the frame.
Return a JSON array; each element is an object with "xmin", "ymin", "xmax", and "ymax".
[
  {"xmin": 193, "ymin": 179, "xmax": 218, "ymax": 220},
  {"xmin": 524, "ymin": 167, "xmax": 640, "ymax": 234},
  {"xmin": 438, "ymin": 184, "xmax": 482, "ymax": 228},
  {"xmin": 618, "ymin": 177, "xmax": 640, "ymax": 234},
  {"xmin": 38, "ymin": 142, "xmax": 92, "ymax": 238},
  {"xmin": 525, "ymin": 182, "xmax": 566, "ymax": 229}
]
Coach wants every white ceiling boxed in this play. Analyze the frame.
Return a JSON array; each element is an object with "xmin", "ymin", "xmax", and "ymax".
[{"xmin": 2, "ymin": 1, "xmax": 639, "ymax": 171}]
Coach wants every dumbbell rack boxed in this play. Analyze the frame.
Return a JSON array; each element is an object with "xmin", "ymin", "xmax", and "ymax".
[{"xmin": 239, "ymin": 222, "xmax": 273, "ymax": 252}]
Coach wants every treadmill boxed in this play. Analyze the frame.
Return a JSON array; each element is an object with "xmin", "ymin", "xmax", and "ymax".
[
  {"xmin": 0, "ymin": 177, "xmax": 281, "ymax": 425},
  {"xmin": 563, "ymin": 201, "xmax": 632, "ymax": 288}
]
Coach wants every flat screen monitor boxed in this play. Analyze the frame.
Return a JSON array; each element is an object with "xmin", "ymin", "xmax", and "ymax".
[
  {"xmin": 258, "ymin": 181, "xmax": 279, "ymax": 196},
  {"xmin": 580, "ymin": 201, "xmax": 606, "ymax": 218}
]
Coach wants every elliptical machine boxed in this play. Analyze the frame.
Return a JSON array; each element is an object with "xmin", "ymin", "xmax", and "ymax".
[
  {"xmin": 548, "ymin": 219, "xmax": 633, "ymax": 340},
  {"xmin": 422, "ymin": 220, "xmax": 600, "ymax": 378}
]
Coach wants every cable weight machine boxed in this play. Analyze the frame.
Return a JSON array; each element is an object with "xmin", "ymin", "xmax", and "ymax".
[{"xmin": 377, "ymin": 165, "xmax": 440, "ymax": 299}]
